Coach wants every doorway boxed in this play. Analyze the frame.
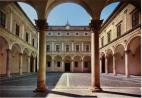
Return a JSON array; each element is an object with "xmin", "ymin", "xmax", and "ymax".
[{"xmin": 65, "ymin": 63, "xmax": 71, "ymax": 72}]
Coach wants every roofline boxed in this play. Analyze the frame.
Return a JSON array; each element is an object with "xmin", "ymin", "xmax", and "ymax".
[{"xmin": 15, "ymin": 2, "xmax": 37, "ymax": 30}]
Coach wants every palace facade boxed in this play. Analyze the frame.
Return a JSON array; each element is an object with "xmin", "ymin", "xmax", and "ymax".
[
  {"xmin": 0, "ymin": 3, "xmax": 38, "ymax": 76},
  {"xmin": 46, "ymin": 24, "xmax": 91, "ymax": 72},
  {"xmin": 99, "ymin": 3, "xmax": 141, "ymax": 76}
]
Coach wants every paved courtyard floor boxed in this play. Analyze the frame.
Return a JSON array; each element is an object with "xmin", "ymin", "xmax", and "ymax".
[{"xmin": 0, "ymin": 73, "xmax": 141, "ymax": 98}]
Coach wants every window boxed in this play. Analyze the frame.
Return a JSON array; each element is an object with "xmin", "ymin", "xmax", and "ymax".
[
  {"xmin": 57, "ymin": 62, "xmax": 60, "ymax": 67},
  {"xmin": 85, "ymin": 45, "xmax": 89, "ymax": 52},
  {"xmin": 0, "ymin": 10, "xmax": 6, "ymax": 27},
  {"xmin": 101, "ymin": 37, "xmax": 104, "ymax": 47},
  {"xmin": 85, "ymin": 33, "xmax": 88, "ymax": 36},
  {"xmin": 75, "ymin": 62, "xmax": 78, "ymax": 67},
  {"xmin": 58, "ymin": 32, "xmax": 60, "ymax": 35},
  {"xmin": 132, "ymin": 11, "xmax": 139, "ymax": 27},
  {"xmin": 56, "ymin": 45, "xmax": 60, "ymax": 52},
  {"xmin": 76, "ymin": 45, "xmax": 79, "ymax": 52},
  {"xmin": 48, "ymin": 32, "xmax": 51, "ymax": 35},
  {"xmin": 76, "ymin": 33, "xmax": 79, "ymax": 35},
  {"xmin": 47, "ymin": 62, "xmax": 51, "ymax": 67},
  {"xmin": 116, "ymin": 23, "xmax": 121, "ymax": 37},
  {"xmin": 46, "ymin": 45, "xmax": 50, "ymax": 52},
  {"xmin": 32, "ymin": 39, "xmax": 34, "ymax": 46},
  {"xmin": 26, "ymin": 32, "xmax": 29, "ymax": 42},
  {"xmin": 16, "ymin": 24, "xmax": 20, "ymax": 36},
  {"xmin": 107, "ymin": 31, "xmax": 111, "ymax": 43},
  {"xmin": 67, "ymin": 32, "xmax": 69, "ymax": 35},
  {"xmin": 66, "ymin": 45, "xmax": 69, "ymax": 52}
]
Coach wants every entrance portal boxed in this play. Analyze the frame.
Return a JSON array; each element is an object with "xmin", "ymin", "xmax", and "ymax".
[{"xmin": 65, "ymin": 63, "xmax": 71, "ymax": 72}]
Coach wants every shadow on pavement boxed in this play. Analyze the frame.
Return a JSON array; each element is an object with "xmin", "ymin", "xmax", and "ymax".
[{"xmin": 99, "ymin": 90, "xmax": 141, "ymax": 97}]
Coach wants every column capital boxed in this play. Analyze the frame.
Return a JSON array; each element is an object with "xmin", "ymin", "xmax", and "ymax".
[
  {"xmin": 35, "ymin": 19, "xmax": 48, "ymax": 30},
  {"xmin": 89, "ymin": 20, "xmax": 103, "ymax": 32}
]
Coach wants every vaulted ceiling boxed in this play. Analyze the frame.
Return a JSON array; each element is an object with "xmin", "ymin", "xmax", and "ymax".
[{"xmin": 1, "ymin": 0, "xmax": 141, "ymax": 20}]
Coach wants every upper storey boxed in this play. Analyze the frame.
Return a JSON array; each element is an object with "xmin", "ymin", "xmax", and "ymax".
[{"xmin": 0, "ymin": 3, "xmax": 38, "ymax": 49}]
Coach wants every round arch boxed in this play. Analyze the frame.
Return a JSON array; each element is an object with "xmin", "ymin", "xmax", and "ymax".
[
  {"xmin": 127, "ymin": 36, "xmax": 141, "ymax": 76},
  {"xmin": 46, "ymin": 1, "xmax": 93, "ymax": 18},
  {"xmin": 106, "ymin": 49, "xmax": 113, "ymax": 74},
  {"xmin": 0, "ymin": 36, "xmax": 9, "ymax": 75},
  {"xmin": 46, "ymin": 55, "xmax": 52, "ymax": 72},
  {"xmin": 11, "ymin": 44, "xmax": 21, "ymax": 74},
  {"xmin": 115, "ymin": 44, "xmax": 125, "ymax": 75},
  {"xmin": 83, "ymin": 56, "xmax": 91, "ymax": 72},
  {"xmin": 54, "ymin": 55, "xmax": 63, "ymax": 72},
  {"xmin": 73, "ymin": 56, "xmax": 82, "ymax": 72}
]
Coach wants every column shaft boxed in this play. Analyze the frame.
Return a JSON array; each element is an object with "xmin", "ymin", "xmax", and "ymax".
[
  {"xmin": 125, "ymin": 50, "xmax": 129, "ymax": 77},
  {"xmin": 71, "ymin": 61, "xmax": 74, "ymax": 72},
  {"xmin": 81, "ymin": 60, "xmax": 84, "ymax": 72},
  {"xmin": 105, "ymin": 57, "xmax": 108, "ymax": 74},
  {"xmin": 19, "ymin": 53, "xmax": 23, "ymax": 75},
  {"xmin": 113, "ymin": 55, "xmax": 116, "ymax": 75}
]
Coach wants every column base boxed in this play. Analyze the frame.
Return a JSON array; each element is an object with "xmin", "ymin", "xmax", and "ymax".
[
  {"xmin": 90, "ymin": 87, "xmax": 102, "ymax": 92},
  {"xmin": 34, "ymin": 87, "xmax": 48, "ymax": 93}
]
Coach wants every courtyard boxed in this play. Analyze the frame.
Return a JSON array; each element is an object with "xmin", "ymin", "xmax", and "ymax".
[{"xmin": 0, "ymin": 73, "xmax": 141, "ymax": 98}]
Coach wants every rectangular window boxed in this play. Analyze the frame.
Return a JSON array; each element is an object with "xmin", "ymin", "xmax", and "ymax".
[
  {"xmin": 46, "ymin": 45, "xmax": 50, "ymax": 52},
  {"xmin": 56, "ymin": 45, "xmax": 60, "ymax": 52},
  {"xmin": 132, "ymin": 11, "xmax": 139, "ymax": 27},
  {"xmin": 107, "ymin": 31, "xmax": 111, "ymax": 43},
  {"xmin": 101, "ymin": 37, "xmax": 104, "ymax": 47},
  {"xmin": 0, "ymin": 10, "xmax": 6, "ymax": 27},
  {"xmin": 66, "ymin": 45, "xmax": 69, "ymax": 52},
  {"xmin": 16, "ymin": 24, "xmax": 20, "ymax": 36},
  {"xmin": 86, "ymin": 45, "xmax": 89, "ymax": 52},
  {"xmin": 116, "ymin": 24, "xmax": 121, "ymax": 37},
  {"xmin": 75, "ymin": 62, "xmax": 78, "ymax": 67},
  {"xmin": 47, "ymin": 62, "xmax": 51, "ymax": 67},
  {"xmin": 32, "ymin": 39, "xmax": 34, "ymax": 46},
  {"xmin": 57, "ymin": 62, "xmax": 60, "ymax": 67},
  {"xmin": 26, "ymin": 32, "xmax": 29, "ymax": 42},
  {"xmin": 76, "ymin": 45, "xmax": 79, "ymax": 52}
]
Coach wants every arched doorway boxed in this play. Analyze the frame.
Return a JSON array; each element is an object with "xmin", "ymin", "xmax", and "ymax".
[
  {"xmin": 0, "ymin": 36, "xmax": 9, "ymax": 75},
  {"xmin": 83, "ymin": 56, "xmax": 91, "ymax": 72},
  {"xmin": 64, "ymin": 55, "xmax": 72, "ymax": 72},
  {"xmin": 127, "ymin": 36, "xmax": 141, "ymax": 76},
  {"xmin": 30, "ymin": 52, "xmax": 35, "ymax": 72},
  {"xmin": 115, "ymin": 44, "xmax": 125, "ymax": 75},
  {"xmin": 54, "ymin": 55, "xmax": 62, "ymax": 72},
  {"xmin": 23, "ymin": 48, "xmax": 29, "ymax": 73},
  {"xmin": 11, "ymin": 44, "xmax": 21, "ymax": 74},
  {"xmin": 73, "ymin": 56, "xmax": 82, "ymax": 72},
  {"xmin": 100, "ymin": 53, "xmax": 105, "ymax": 73},
  {"xmin": 106, "ymin": 49, "xmax": 113, "ymax": 73},
  {"xmin": 46, "ymin": 55, "xmax": 52, "ymax": 72}
]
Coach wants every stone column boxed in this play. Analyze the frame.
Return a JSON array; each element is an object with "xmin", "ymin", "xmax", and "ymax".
[
  {"xmin": 81, "ymin": 60, "xmax": 84, "ymax": 72},
  {"xmin": 99, "ymin": 58, "xmax": 102, "ymax": 73},
  {"xmin": 35, "ymin": 19, "xmax": 47, "ymax": 92},
  {"xmin": 71, "ymin": 61, "xmax": 74, "ymax": 72},
  {"xmin": 89, "ymin": 20, "xmax": 102, "ymax": 92},
  {"xmin": 9, "ymin": 8, "xmax": 13, "ymax": 32},
  {"xmin": 6, "ymin": 49, "xmax": 11, "ymax": 77},
  {"xmin": 28, "ymin": 56, "xmax": 31, "ymax": 73},
  {"xmin": 19, "ymin": 53, "xmax": 23, "ymax": 75},
  {"xmin": 33, "ymin": 58, "xmax": 36, "ymax": 72},
  {"xmin": 105, "ymin": 56, "xmax": 108, "ymax": 74},
  {"xmin": 61, "ymin": 60, "xmax": 64, "ymax": 72},
  {"xmin": 125, "ymin": 50, "xmax": 129, "ymax": 77},
  {"xmin": 113, "ymin": 54, "xmax": 116, "ymax": 75},
  {"xmin": 51, "ymin": 59, "xmax": 54, "ymax": 72}
]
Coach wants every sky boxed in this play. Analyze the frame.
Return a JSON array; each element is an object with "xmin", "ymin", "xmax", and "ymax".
[{"xmin": 18, "ymin": 2, "xmax": 119, "ymax": 26}]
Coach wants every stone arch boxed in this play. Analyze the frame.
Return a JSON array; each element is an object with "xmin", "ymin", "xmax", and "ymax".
[
  {"xmin": 22, "ymin": 48, "xmax": 30, "ymax": 73},
  {"xmin": 11, "ymin": 44, "xmax": 21, "ymax": 74},
  {"xmin": 46, "ymin": 1, "xmax": 93, "ymax": 18},
  {"xmin": 83, "ymin": 56, "xmax": 91, "ymax": 72},
  {"xmin": 46, "ymin": 55, "xmax": 52, "ymax": 72},
  {"xmin": 115, "ymin": 44, "xmax": 125, "ymax": 75},
  {"xmin": 73, "ymin": 56, "xmax": 82, "ymax": 72},
  {"xmin": 0, "ymin": 36, "xmax": 9, "ymax": 75},
  {"xmin": 127, "ymin": 36, "xmax": 141, "ymax": 76},
  {"xmin": 106, "ymin": 49, "xmax": 113, "ymax": 73},
  {"xmin": 100, "ymin": 52, "xmax": 105, "ymax": 73},
  {"xmin": 64, "ymin": 55, "xmax": 72, "ymax": 72},
  {"xmin": 54, "ymin": 55, "xmax": 62, "ymax": 72}
]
